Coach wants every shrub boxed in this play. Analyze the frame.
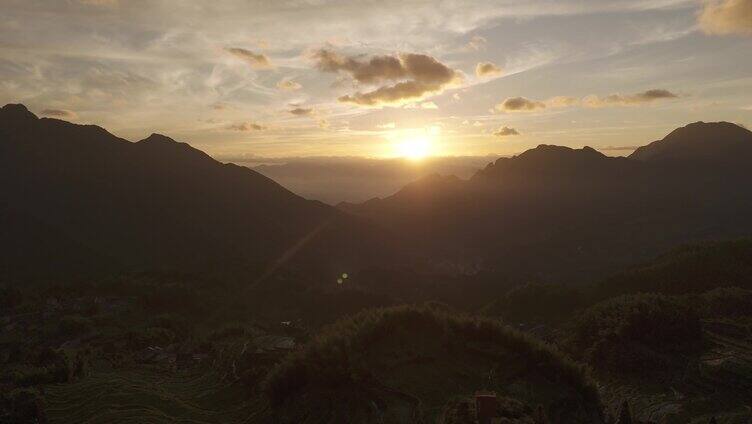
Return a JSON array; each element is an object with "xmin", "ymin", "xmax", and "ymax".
[{"xmin": 567, "ymin": 293, "xmax": 702, "ymax": 372}]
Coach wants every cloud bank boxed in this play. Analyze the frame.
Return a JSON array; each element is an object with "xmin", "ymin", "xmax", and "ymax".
[{"xmin": 496, "ymin": 89, "xmax": 678, "ymax": 112}]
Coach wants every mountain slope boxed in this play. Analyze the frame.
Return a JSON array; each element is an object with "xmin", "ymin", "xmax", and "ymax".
[
  {"xmin": 343, "ymin": 122, "xmax": 752, "ymax": 282},
  {"xmin": 0, "ymin": 104, "xmax": 398, "ymax": 279}
]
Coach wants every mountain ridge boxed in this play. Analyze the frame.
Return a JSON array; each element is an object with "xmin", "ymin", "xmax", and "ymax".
[
  {"xmin": 343, "ymin": 120, "xmax": 752, "ymax": 282},
  {"xmin": 0, "ymin": 104, "xmax": 403, "ymax": 280}
]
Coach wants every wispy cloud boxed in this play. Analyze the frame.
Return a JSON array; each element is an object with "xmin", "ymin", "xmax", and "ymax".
[
  {"xmin": 277, "ymin": 79, "xmax": 302, "ymax": 91},
  {"xmin": 582, "ymin": 89, "xmax": 678, "ymax": 107},
  {"xmin": 465, "ymin": 35, "xmax": 487, "ymax": 51},
  {"xmin": 227, "ymin": 121, "xmax": 266, "ymax": 131},
  {"xmin": 225, "ymin": 47, "xmax": 272, "ymax": 69},
  {"xmin": 41, "ymin": 108, "xmax": 78, "ymax": 119},
  {"xmin": 495, "ymin": 90, "xmax": 678, "ymax": 112}
]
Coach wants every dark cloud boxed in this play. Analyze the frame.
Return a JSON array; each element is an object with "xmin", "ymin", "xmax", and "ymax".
[
  {"xmin": 313, "ymin": 49, "xmax": 406, "ymax": 84},
  {"xmin": 313, "ymin": 49, "xmax": 461, "ymax": 107},
  {"xmin": 228, "ymin": 122, "xmax": 266, "ymax": 131},
  {"xmin": 290, "ymin": 107, "xmax": 313, "ymax": 116},
  {"xmin": 475, "ymin": 62, "xmax": 502, "ymax": 77},
  {"xmin": 699, "ymin": 0, "xmax": 752, "ymax": 36},
  {"xmin": 338, "ymin": 80, "xmax": 439, "ymax": 106},
  {"xmin": 583, "ymin": 89, "xmax": 678, "ymax": 107},
  {"xmin": 41, "ymin": 108, "xmax": 77, "ymax": 119},
  {"xmin": 225, "ymin": 47, "xmax": 272, "ymax": 69},
  {"xmin": 493, "ymin": 126, "xmax": 520, "ymax": 136},
  {"xmin": 496, "ymin": 97, "xmax": 546, "ymax": 112}
]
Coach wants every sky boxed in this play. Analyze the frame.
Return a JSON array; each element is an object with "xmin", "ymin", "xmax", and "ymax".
[{"xmin": 2, "ymin": 0, "xmax": 752, "ymax": 160}]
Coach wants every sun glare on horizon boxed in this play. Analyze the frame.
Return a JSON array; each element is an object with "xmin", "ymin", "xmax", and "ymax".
[
  {"xmin": 396, "ymin": 135, "xmax": 432, "ymax": 160},
  {"xmin": 390, "ymin": 126, "xmax": 440, "ymax": 160}
]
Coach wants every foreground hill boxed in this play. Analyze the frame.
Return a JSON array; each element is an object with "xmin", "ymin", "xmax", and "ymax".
[
  {"xmin": 0, "ymin": 104, "xmax": 400, "ymax": 280},
  {"xmin": 265, "ymin": 304, "xmax": 603, "ymax": 423},
  {"xmin": 343, "ymin": 122, "xmax": 752, "ymax": 282}
]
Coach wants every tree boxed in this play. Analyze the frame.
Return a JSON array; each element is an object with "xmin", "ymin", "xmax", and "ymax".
[{"xmin": 616, "ymin": 400, "xmax": 632, "ymax": 424}]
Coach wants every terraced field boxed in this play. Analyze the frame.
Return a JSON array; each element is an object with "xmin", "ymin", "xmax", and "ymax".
[
  {"xmin": 44, "ymin": 366, "xmax": 270, "ymax": 424},
  {"xmin": 599, "ymin": 322, "xmax": 752, "ymax": 424}
]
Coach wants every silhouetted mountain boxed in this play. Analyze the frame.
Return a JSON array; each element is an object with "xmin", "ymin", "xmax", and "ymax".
[
  {"xmin": 630, "ymin": 121, "xmax": 752, "ymax": 165},
  {"xmin": 0, "ymin": 104, "xmax": 400, "ymax": 279},
  {"xmin": 344, "ymin": 122, "xmax": 752, "ymax": 282}
]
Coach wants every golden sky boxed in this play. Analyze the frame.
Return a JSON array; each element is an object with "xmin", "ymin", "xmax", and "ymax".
[{"xmin": 1, "ymin": 0, "xmax": 751, "ymax": 159}]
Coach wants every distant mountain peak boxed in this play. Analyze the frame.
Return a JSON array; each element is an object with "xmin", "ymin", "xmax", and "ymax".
[
  {"xmin": 0, "ymin": 103, "xmax": 38, "ymax": 122},
  {"xmin": 139, "ymin": 133, "xmax": 179, "ymax": 144},
  {"xmin": 472, "ymin": 143, "xmax": 622, "ymax": 182},
  {"xmin": 496, "ymin": 144, "xmax": 606, "ymax": 168},
  {"xmin": 630, "ymin": 121, "xmax": 752, "ymax": 163},
  {"xmin": 520, "ymin": 144, "xmax": 605, "ymax": 159}
]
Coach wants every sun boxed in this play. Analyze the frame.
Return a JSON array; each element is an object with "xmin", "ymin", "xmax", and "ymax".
[{"xmin": 395, "ymin": 134, "xmax": 432, "ymax": 160}]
